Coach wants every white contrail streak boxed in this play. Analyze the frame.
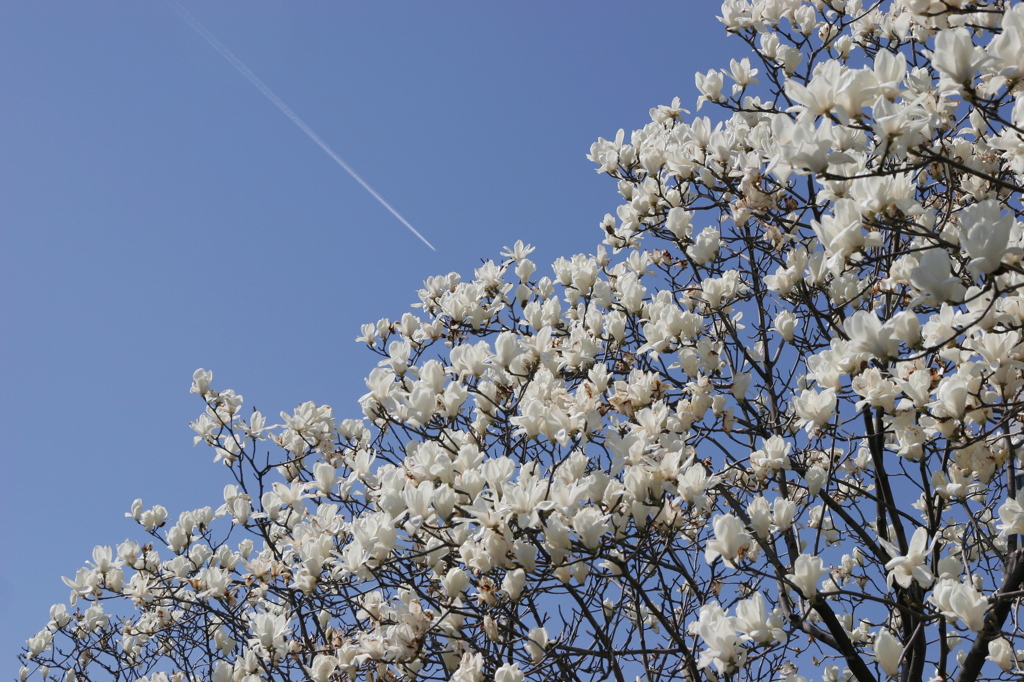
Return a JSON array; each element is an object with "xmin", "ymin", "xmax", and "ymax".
[{"xmin": 168, "ymin": 1, "xmax": 436, "ymax": 251}]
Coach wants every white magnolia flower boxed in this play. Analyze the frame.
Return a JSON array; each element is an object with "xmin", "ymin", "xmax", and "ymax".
[
  {"xmin": 930, "ymin": 579, "xmax": 988, "ymax": 632},
  {"xmin": 695, "ymin": 602, "xmax": 746, "ymax": 674},
  {"xmin": 873, "ymin": 628, "xmax": 902, "ymax": 678},
  {"xmin": 750, "ymin": 435, "xmax": 792, "ymax": 478},
  {"xmin": 774, "ymin": 309, "xmax": 797, "ymax": 342},
  {"xmin": 525, "ymin": 626, "xmax": 549, "ymax": 663},
  {"xmin": 792, "ymin": 387, "xmax": 837, "ymax": 432},
  {"xmin": 501, "ymin": 569, "xmax": 526, "ymax": 601},
  {"xmin": 305, "ymin": 655, "xmax": 338, "ymax": 682},
  {"xmin": 787, "ymin": 554, "xmax": 828, "ymax": 598},
  {"xmin": 845, "ymin": 310, "xmax": 899, "ymax": 359},
  {"xmin": 695, "ymin": 69, "xmax": 725, "ymax": 108},
  {"xmin": 451, "ymin": 653, "xmax": 484, "ymax": 682},
  {"xmin": 932, "ymin": 28, "xmax": 988, "ymax": 92},
  {"xmin": 884, "ymin": 527, "xmax": 937, "ymax": 589},
  {"xmin": 494, "ymin": 662, "xmax": 524, "ymax": 682},
  {"xmin": 988, "ymin": 637, "xmax": 1016, "ymax": 672},
  {"xmin": 910, "ymin": 249, "xmax": 963, "ymax": 304},
  {"xmin": 998, "ymin": 496, "xmax": 1024, "ymax": 537},
  {"xmin": 959, "ymin": 200, "xmax": 1015, "ymax": 276},
  {"xmin": 211, "ymin": 662, "xmax": 232, "ymax": 682},
  {"xmin": 930, "ymin": 375, "xmax": 970, "ymax": 420},
  {"xmin": 734, "ymin": 593, "xmax": 782, "ymax": 644},
  {"xmin": 705, "ymin": 514, "xmax": 753, "ymax": 566},
  {"xmin": 572, "ymin": 507, "xmax": 609, "ymax": 551},
  {"xmin": 249, "ymin": 612, "xmax": 290, "ymax": 655}
]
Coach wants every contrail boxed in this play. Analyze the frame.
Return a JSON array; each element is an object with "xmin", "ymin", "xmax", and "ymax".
[{"xmin": 168, "ymin": 1, "xmax": 436, "ymax": 251}]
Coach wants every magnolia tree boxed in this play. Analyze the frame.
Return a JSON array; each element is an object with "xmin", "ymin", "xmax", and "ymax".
[{"xmin": 21, "ymin": 1, "xmax": 1024, "ymax": 681}]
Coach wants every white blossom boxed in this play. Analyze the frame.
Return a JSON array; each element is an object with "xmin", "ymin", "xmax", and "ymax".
[
  {"xmin": 24, "ymin": 5, "xmax": 1024, "ymax": 682},
  {"xmin": 884, "ymin": 527, "xmax": 937, "ymax": 589},
  {"xmin": 873, "ymin": 628, "xmax": 902, "ymax": 679},
  {"xmin": 787, "ymin": 554, "xmax": 827, "ymax": 598}
]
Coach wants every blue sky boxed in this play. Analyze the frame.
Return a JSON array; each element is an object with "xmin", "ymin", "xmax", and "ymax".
[{"xmin": 1, "ymin": 2, "xmax": 731, "ymax": 668}]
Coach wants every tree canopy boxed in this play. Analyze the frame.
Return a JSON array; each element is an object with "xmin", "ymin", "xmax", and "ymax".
[{"xmin": 21, "ymin": 1, "xmax": 1024, "ymax": 682}]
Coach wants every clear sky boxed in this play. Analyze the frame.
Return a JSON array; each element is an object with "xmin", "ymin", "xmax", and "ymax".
[{"xmin": 1, "ymin": 2, "xmax": 731, "ymax": 668}]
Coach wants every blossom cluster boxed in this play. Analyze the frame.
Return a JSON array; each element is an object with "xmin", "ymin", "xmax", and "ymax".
[{"xmin": 21, "ymin": 1, "xmax": 1024, "ymax": 682}]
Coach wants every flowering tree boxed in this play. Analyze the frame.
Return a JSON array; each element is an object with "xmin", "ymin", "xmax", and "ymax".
[{"xmin": 21, "ymin": 1, "xmax": 1024, "ymax": 681}]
